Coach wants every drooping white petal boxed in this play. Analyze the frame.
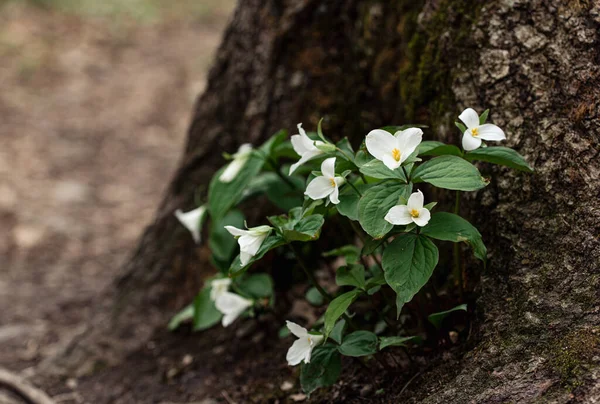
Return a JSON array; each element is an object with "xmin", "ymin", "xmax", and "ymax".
[
  {"xmin": 459, "ymin": 108, "xmax": 480, "ymax": 129},
  {"xmin": 291, "ymin": 124, "xmax": 318, "ymax": 155},
  {"xmin": 175, "ymin": 206, "xmax": 207, "ymax": 244},
  {"xmin": 238, "ymin": 232, "xmax": 268, "ymax": 257},
  {"xmin": 215, "ymin": 292, "xmax": 253, "ymax": 327},
  {"xmin": 407, "ymin": 190, "xmax": 425, "ymax": 211},
  {"xmin": 305, "ymin": 176, "xmax": 335, "ymax": 200},
  {"xmin": 462, "ymin": 132, "xmax": 483, "ymax": 151},
  {"xmin": 240, "ymin": 250, "xmax": 253, "ymax": 266},
  {"xmin": 366, "ymin": 129, "xmax": 396, "ymax": 160},
  {"xmin": 219, "ymin": 158, "xmax": 246, "ymax": 182},
  {"xmin": 210, "ymin": 278, "xmax": 232, "ymax": 301},
  {"xmin": 395, "ymin": 128, "xmax": 423, "ymax": 163},
  {"xmin": 286, "ymin": 321, "xmax": 308, "ymax": 338},
  {"xmin": 286, "ymin": 337, "xmax": 312, "ymax": 366},
  {"xmin": 476, "ymin": 124, "xmax": 506, "ymax": 141},
  {"xmin": 412, "ymin": 208, "xmax": 431, "ymax": 227},
  {"xmin": 305, "ymin": 334, "xmax": 324, "ymax": 363},
  {"xmin": 384, "ymin": 205, "xmax": 413, "ymax": 225},
  {"xmin": 382, "ymin": 153, "xmax": 401, "ymax": 170},
  {"xmin": 224, "ymin": 225, "xmax": 249, "ymax": 237},
  {"xmin": 329, "ymin": 183, "xmax": 340, "ymax": 204},
  {"xmin": 288, "ymin": 150, "xmax": 322, "ymax": 175},
  {"xmin": 247, "ymin": 225, "xmax": 272, "ymax": 236},
  {"xmin": 321, "ymin": 157, "xmax": 336, "ymax": 179}
]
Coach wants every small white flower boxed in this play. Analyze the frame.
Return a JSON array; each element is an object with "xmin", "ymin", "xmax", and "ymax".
[
  {"xmin": 365, "ymin": 127, "xmax": 423, "ymax": 170},
  {"xmin": 285, "ymin": 321, "xmax": 324, "ymax": 366},
  {"xmin": 215, "ymin": 291, "xmax": 253, "ymax": 327},
  {"xmin": 220, "ymin": 143, "xmax": 253, "ymax": 182},
  {"xmin": 289, "ymin": 123, "xmax": 325, "ymax": 175},
  {"xmin": 458, "ymin": 108, "xmax": 506, "ymax": 151},
  {"xmin": 304, "ymin": 157, "xmax": 345, "ymax": 205},
  {"xmin": 385, "ymin": 190, "xmax": 431, "ymax": 227},
  {"xmin": 224, "ymin": 224, "xmax": 272, "ymax": 266},
  {"xmin": 174, "ymin": 205, "xmax": 207, "ymax": 243},
  {"xmin": 210, "ymin": 278, "xmax": 232, "ymax": 302}
]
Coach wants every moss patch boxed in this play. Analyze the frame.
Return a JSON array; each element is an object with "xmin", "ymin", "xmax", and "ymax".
[{"xmin": 549, "ymin": 327, "xmax": 600, "ymax": 390}]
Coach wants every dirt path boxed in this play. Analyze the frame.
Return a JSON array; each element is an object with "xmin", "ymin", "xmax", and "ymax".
[{"xmin": 0, "ymin": 1, "xmax": 233, "ymax": 400}]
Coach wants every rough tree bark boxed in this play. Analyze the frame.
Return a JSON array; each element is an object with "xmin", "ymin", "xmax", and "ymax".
[{"xmin": 42, "ymin": 0, "xmax": 600, "ymax": 402}]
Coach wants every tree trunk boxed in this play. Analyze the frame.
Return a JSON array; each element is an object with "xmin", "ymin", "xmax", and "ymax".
[{"xmin": 42, "ymin": 0, "xmax": 600, "ymax": 402}]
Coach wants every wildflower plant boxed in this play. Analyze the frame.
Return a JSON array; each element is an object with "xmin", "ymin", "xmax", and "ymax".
[{"xmin": 169, "ymin": 109, "xmax": 532, "ymax": 394}]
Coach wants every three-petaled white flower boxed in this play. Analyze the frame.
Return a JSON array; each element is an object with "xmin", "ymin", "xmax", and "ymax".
[
  {"xmin": 174, "ymin": 205, "xmax": 207, "ymax": 243},
  {"xmin": 289, "ymin": 123, "xmax": 325, "ymax": 175},
  {"xmin": 220, "ymin": 143, "xmax": 253, "ymax": 182},
  {"xmin": 304, "ymin": 157, "xmax": 345, "ymax": 205},
  {"xmin": 385, "ymin": 190, "xmax": 431, "ymax": 227},
  {"xmin": 215, "ymin": 292, "xmax": 253, "ymax": 327},
  {"xmin": 210, "ymin": 278, "xmax": 232, "ymax": 302},
  {"xmin": 224, "ymin": 224, "xmax": 272, "ymax": 266},
  {"xmin": 458, "ymin": 108, "xmax": 506, "ymax": 151},
  {"xmin": 365, "ymin": 127, "xmax": 423, "ymax": 170},
  {"xmin": 285, "ymin": 321, "xmax": 324, "ymax": 366}
]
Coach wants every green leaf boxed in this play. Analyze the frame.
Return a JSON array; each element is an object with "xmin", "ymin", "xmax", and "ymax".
[
  {"xmin": 382, "ymin": 233, "xmax": 439, "ymax": 309},
  {"xmin": 465, "ymin": 146, "xmax": 533, "ymax": 172},
  {"xmin": 323, "ymin": 245, "xmax": 361, "ymax": 264},
  {"xmin": 412, "ymin": 155, "xmax": 488, "ymax": 191},
  {"xmin": 358, "ymin": 182, "xmax": 412, "ymax": 239},
  {"xmin": 337, "ymin": 183, "xmax": 369, "ymax": 221},
  {"xmin": 361, "ymin": 236, "xmax": 385, "ymax": 256},
  {"xmin": 264, "ymin": 174, "xmax": 304, "ymax": 211},
  {"xmin": 359, "ymin": 159, "xmax": 408, "ymax": 181},
  {"xmin": 336, "ymin": 137, "xmax": 355, "ymax": 162},
  {"xmin": 209, "ymin": 210, "xmax": 245, "ymax": 267},
  {"xmin": 379, "ymin": 335, "xmax": 420, "ymax": 351},
  {"xmin": 300, "ymin": 344, "xmax": 342, "ymax": 394},
  {"xmin": 365, "ymin": 271, "xmax": 386, "ymax": 290},
  {"xmin": 428, "ymin": 304, "xmax": 468, "ymax": 329},
  {"xmin": 229, "ymin": 234, "xmax": 287, "ymax": 277},
  {"xmin": 338, "ymin": 331, "xmax": 378, "ymax": 357},
  {"xmin": 208, "ymin": 154, "xmax": 264, "ymax": 220},
  {"xmin": 329, "ymin": 320, "xmax": 346, "ymax": 344},
  {"xmin": 193, "ymin": 288, "xmax": 222, "ymax": 331},
  {"xmin": 317, "ymin": 118, "xmax": 327, "ymax": 142},
  {"xmin": 479, "ymin": 109, "xmax": 490, "ymax": 125},
  {"xmin": 282, "ymin": 214, "xmax": 325, "ymax": 242},
  {"xmin": 324, "ymin": 290, "xmax": 361, "ymax": 337},
  {"xmin": 259, "ymin": 129, "xmax": 288, "ymax": 157},
  {"xmin": 420, "ymin": 212, "xmax": 487, "ymax": 262},
  {"xmin": 418, "ymin": 141, "xmax": 463, "ymax": 157},
  {"xmin": 455, "ymin": 122, "xmax": 467, "ymax": 133},
  {"xmin": 238, "ymin": 273, "xmax": 274, "ymax": 299},
  {"xmin": 335, "ymin": 264, "xmax": 366, "ymax": 289},
  {"xmin": 168, "ymin": 304, "xmax": 194, "ymax": 331},
  {"xmin": 306, "ymin": 287, "xmax": 325, "ymax": 306}
]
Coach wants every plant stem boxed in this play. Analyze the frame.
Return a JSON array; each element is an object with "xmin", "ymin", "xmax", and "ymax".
[
  {"xmin": 453, "ymin": 191, "xmax": 464, "ymax": 299},
  {"xmin": 347, "ymin": 180, "xmax": 362, "ymax": 197},
  {"xmin": 288, "ymin": 243, "xmax": 331, "ymax": 302}
]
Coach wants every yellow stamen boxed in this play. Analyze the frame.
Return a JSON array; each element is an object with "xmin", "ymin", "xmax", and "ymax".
[
  {"xmin": 410, "ymin": 209, "xmax": 420, "ymax": 218},
  {"xmin": 329, "ymin": 178, "xmax": 336, "ymax": 187},
  {"xmin": 471, "ymin": 127, "xmax": 479, "ymax": 137},
  {"xmin": 392, "ymin": 148, "xmax": 401, "ymax": 162}
]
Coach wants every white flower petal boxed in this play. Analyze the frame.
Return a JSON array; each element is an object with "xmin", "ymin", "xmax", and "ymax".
[
  {"xmin": 286, "ymin": 321, "xmax": 308, "ymax": 338},
  {"xmin": 366, "ymin": 129, "xmax": 396, "ymax": 160},
  {"xmin": 382, "ymin": 153, "xmax": 401, "ymax": 170},
  {"xmin": 384, "ymin": 205, "xmax": 413, "ymax": 225},
  {"xmin": 396, "ymin": 128, "xmax": 423, "ymax": 162},
  {"xmin": 329, "ymin": 183, "xmax": 340, "ymax": 204},
  {"xmin": 288, "ymin": 150, "xmax": 322, "ymax": 175},
  {"xmin": 477, "ymin": 124, "xmax": 506, "ymax": 141},
  {"xmin": 234, "ymin": 143, "xmax": 253, "ymax": 157},
  {"xmin": 220, "ymin": 144, "xmax": 253, "ymax": 183},
  {"xmin": 224, "ymin": 225, "xmax": 249, "ymax": 237},
  {"xmin": 215, "ymin": 292, "xmax": 252, "ymax": 327},
  {"xmin": 462, "ymin": 132, "xmax": 482, "ymax": 151},
  {"xmin": 286, "ymin": 337, "xmax": 311, "ymax": 366},
  {"xmin": 248, "ymin": 225, "xmax": 272, "ymax": 236},
  {"xmin": 238, "ymin": 233, "xmax": 268, "ymax": 257},
  {"xmin": 321, "ymin": 157, "xmax": 336, "ymax": 179},
  {"xmin": 305, "ymin": 334, "xmax": 324, "ymax": 363},
  {"xmin": 175, "ymin": 206, "xmax": 207, "ymax": 244},
  {"xmin": 210, "ymin": 278, "xmax": 232, "ymax": 301},
  {"xmin": 240, "ymin": 250, "xmax": 253, "ymax": 266},
  {"xmin": 305, "ymin": 176, "xmax": 335, "ymax": 200},
  {"xmin": 459, "ymin": 108, "xmax": 480, "ymax": 129},
  {"xmin": 407, "ymin": 190, "xmax": 424, "ymax": 211},
  {"xmin": 291, "ymin": 127, "xmax": 317, "ymax": 156},
  {"xmin": 412, "ymin": 208, "xmax": 431, "ymax": 227}
]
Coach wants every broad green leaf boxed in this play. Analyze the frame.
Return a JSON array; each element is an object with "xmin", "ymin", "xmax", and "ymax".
[
  {"xmin": 282, "ymin": 214, "xmax": 324, "ymax": 242},
  {"xmin": 246, "ymin": 173, "xmax": 304, "ymax": 211},
  {"xmin": 379, "ymin": 335, "xmax": 420, "ymax": 351},
  {"xmin": 208, "ymin": 154, "xmax": 264, "ymax": 220},
  {"xmin": 337, "ymin": 183, "xmax": 369, "ymax": 221},
  {"xmin": 365, "ymin": 272, "xmax": 386, "ymax": 290},
  {"xmin": 479, "ymin": 109, "xmax": 490, "ymax": 125},
  {"xmin": 209, "ymin": 210, "xmax": 245, "ymax": 268},
  {"xmin": 418, "ymin": 142, "xmax": 463, "ymax": 157},
  {"xmin": 168, "ymin": 304, "xmax": 194, "ymax": 331},
  {"xmin": 421, "ymin": 212, "xmax": 487, "ymax": 262},
  {"xmin": 361, "ymin": 236, "xmax": 385, "ymax": 256},
  {"xmin": 329, "ymin": 319, "xmax": 346, "ymax": 344},
  {"xmin": 465, "ymin": 146, "xmax": 533, "ymax": 172},
  {"xmin": 229, "ymin": 234, "xmax": 287, "ymax": 277},
  {"xmin": 335, "ymin": 264, "xmax": 366, "ymax": 289},
  {"xmin": 338, "ymin": 331, "xmax": 378, "ymax": 357},
  {"xmin": 238, "ymin": 273, "xmax": 274, "ymax": 299},
  {"xmin": 336, "ymin": 137, "xmax": 355, "ymax": 162},
  {"xmin": 455, "ymin": 122, "xmax": 467, "ymax": 133},
  {"xmin": 412, "ymin": 155, "xmax": 488, "ymax": 191},
  {"xmin": 301, "ymin": 344, "xmax": 342, "ymax": 394},
  {"xmin": 323, "ymin": 245, "xmax": 361, "ymax": 264},
  {"xmin": 324, "ymin": 290, "xmax": 361, "ymax": 337},
  {"xmin": 306, "ymin": 286, "xmax": 324, "ymax": 306},
  {"xmin": 359, "ymin": 159, "xmax": 408, "ymax": 182},
  {"xmin": 428, "ymin": 304, "xmax": 468, "ymax": 329},
  {"xmin": 382, "ymin": 233, "xmax": 439, "ymax": 309},
  {"xmin": 358, "ymin": 182, "xmax": 412, "ymax": 239},
  {"xmin": 260, "ymin": 129, "xmax": 288, "ymax": 157},
  {"xmin": 193, "ymin": 288, "xmax": 222, "ymax": 331},
  {"xmin": 418, "ymin": 141, "xmax": 445, "ymax": 154}
]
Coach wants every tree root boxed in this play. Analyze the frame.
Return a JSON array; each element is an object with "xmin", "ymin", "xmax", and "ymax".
[{"xmin": 0, "ymin": 368, "xmax": 55, "ymax": 404}]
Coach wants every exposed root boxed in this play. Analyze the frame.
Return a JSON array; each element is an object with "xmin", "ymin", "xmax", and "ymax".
[{"xmin": 0, "ymin": 368, "xmax": 55, "ymax": 404}]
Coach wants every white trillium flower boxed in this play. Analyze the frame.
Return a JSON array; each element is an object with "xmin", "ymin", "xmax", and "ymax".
[
  {"xmin": 215, "ymin": 291, "xmax": 253, "ymax": 327},
  {"xmin": 285, "ymin": 321, "xmax": 324, "ymax": 366},
  {"xmin": 210, "ymin": 278, "xmax": 232, "ymax": 302},
  {"xmin": 365, "ymin": 127, "xmax": 423, "ymax": 170},
  {"xmin": 385, "ymin": 190, "xmax": 431, "ymax": 227},
  {"xmin": 289, "ymin": 123, "xmax": 325, "ymax": 175},
  {"xmin": 458, "ymin": 108, "xmax": 506, "ymax": 151},
  {"xmin": 220, "ymin": 143, "xmax": 253, "ymax": 182},
  {"xmin": 224, "ymin": 224, "xmax": 272, "ymax": 266},
  {"xmin": 304, "ymin": 157, "xmax": 345, "ymax": 205},
  {"xmin": 174, "ymin": 205, "xmax": 207, "ymax": 243}
]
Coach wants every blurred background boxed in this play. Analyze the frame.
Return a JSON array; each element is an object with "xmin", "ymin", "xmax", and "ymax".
[{"xmin": 0, "ymin": 0, "xmax": 235, "ymax": 372}]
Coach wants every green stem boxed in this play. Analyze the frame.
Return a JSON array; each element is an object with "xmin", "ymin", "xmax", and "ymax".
[
  {"xmin": 288, "ymin": 244, "xmax": 331, "ymax": 302},
  {"xmin": 335, "ymin": 147, "xmax": 354, "ymax": 162},
  {"xmin": 347, "ymin": 180, "xmax": 362, "ymax": 197},
  {"xmin": 453, "ymin": 191, "xmax": 464, "ymax": 299}
]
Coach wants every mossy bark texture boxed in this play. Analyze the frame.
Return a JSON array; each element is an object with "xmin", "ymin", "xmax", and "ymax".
[{"xmin": 44, "ymin": 0, "xmax": 600, "ymax": 401}]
